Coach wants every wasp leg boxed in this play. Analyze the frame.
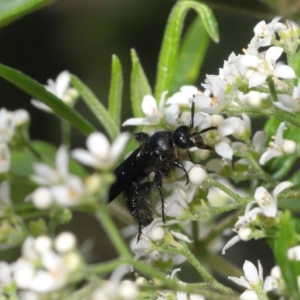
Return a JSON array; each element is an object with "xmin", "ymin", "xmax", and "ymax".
[
  {"xmin": 171, "ymin": 161, "xmax": 189, "ymax": 185},
  {"xmin": 191, "ymin": 132, "xmax": 215, "ymax": 151},
  {"xmin": 124, "ymin": 181, "xmax": 154, "ymax": 242},
  {"xmin": 135, "ymin": 132, "xmax": 150, "ymax": 145},
  {"xmin": 154, "ymin": 170, "xmax": 166, "ymax": 223}
]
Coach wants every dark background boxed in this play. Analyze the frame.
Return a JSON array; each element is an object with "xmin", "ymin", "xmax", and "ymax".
[{"xmin": 0, "ymin": 0, "xmax": 274, "ymax": 283}]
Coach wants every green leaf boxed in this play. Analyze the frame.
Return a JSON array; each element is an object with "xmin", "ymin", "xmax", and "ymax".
[
  {"xmin": 71, "ymin": 74, "xmax": 119, "ymax": 140},
  {"xmin": 170, "ymin": 17, "xmax": 210, "ymax": 93},
  {"xmin": 294, "ymin": 50, "xmax": 300, "ymax": 78},
  {"xmin": 0, "ymin": 0, "xmax": 54, "ymax": 28},
  {"xmin": 108, "ymin": 55, "xmax": 123, "ymax": 128},
  {"xmin": 155, "ymin": 1, "xmax": 219, "ymax": 100},
  {"xmin": 0, "ymin": 63, "xmax": 95, "ymax": 136},
  {"xmin": 273, "ymin": 211, "xmax": 300, "ymax": 299},
  {"xmin": 130, "ymin": 49, "xmax": 152, "ymax": 118}
]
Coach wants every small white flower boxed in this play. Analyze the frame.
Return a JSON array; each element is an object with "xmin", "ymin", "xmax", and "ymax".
[
  {"xmin": 27, "ymin": 187, "xmax": 53, "ymax": 209},
  {"xmin": 193, "ymin": 75, "xmax": 226, "ymax": 113},
  {"xmin": 0, "ymin": 143, "xmax": 10, "ymax": 173},
  {"xmin": 240, "ymin": 289, "xmax": 259, "ymax": 300},
  {"xmin": 0, "ymin": 108, "xmax": 14, "ymax": 143},
  {"xmin": 72, "ymin": 132, "xmax": 130, "ymax": 170},
  {"xmin": 263, "ymin": 265, "xmax": 283, "ymax": 293},
  {"xmin": 29, "ymin": 146, "xmax": 85, "ymax": 208},
  {"xmin": 51, "ymin": 176, "xmax": 84, "ymax": 206},
  {"xmin": 254, "ymin": 181, "xmax": 292, "ymax": 217},
  {"xmin": 0, "ymin": 108, "xmax": 29, "ymax": 143},
  {"xmin": 34, "ymin": 235, "xmax": 52, "ymax": 253},
  {"xmin": 229, "ymin": 260, "xmax": 263, "ymax": 289},
  {"xmin": 123, "ymin": 92, "xmax": 167, "ymax": 126},
  {"xmin": 31, "ymin": 71, "xmax": 78, "ymax": 112},
  {"xmin": 117, "ymin": 280, "xmax": 139, "ymax": 299},
  {"xmin": 259, "ymin": 122, "xmax": 297, "ymax": 165},
  {"xmin": 166, "ymin": 85, "xmax": 198, "ymax": 106},
  {"xmin": 252, "ymin": 131, "xmax": 268, "ymax": 154},
  {"xmin": 55, "ymin": 232, "xmax": 77, "ymax": 253},
  {"xmin": 12, "ymin": 234, "xmax": 82, "ymax": 293},
  {"xmin": 241, "ymin": 46, "xmax": 296, "ymax": 88},
  {"xmin": 218, "ymin": 114, "xmax": 251, "ymax": 141},
  {"xmin": 253, "ymin": 17, "xmax": 283, "ymax": 48},
  {"xmin": 31, "ymin": 146, "xmax": 69, "ymax": 185},
  {"xmin": 13, "ymin": 259, "xmax": 35, "ymax": 289},
  {"xmin": 239, "ymin": 91, "xmax": 270, "ymax": 108},
  {"xmin": 275, "ymin": 79, "xmax": 300, "ymax": 112},
  {"xmin": 287, "ymin": 245, "xmax": 300, "ymax": 260},
  {"xmin": 0, "ymin": 261, "xmax": 12, "ymax": 287}
]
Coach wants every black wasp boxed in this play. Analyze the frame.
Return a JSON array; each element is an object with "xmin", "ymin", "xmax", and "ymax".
[{"xmin": 109, "ymin": 101, "xmax": 215, "ymax": 240}]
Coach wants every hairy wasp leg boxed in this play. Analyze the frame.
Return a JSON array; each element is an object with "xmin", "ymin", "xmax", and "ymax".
[
  {"xmin": 171, "ymin": 161, "xmax": 189, "ymax": 185},
  {"xmin": 154, "ymin": 170, "xmax": 165, "ymax": 223},
  {"xmin": 124, "ymin": 181, "xmax": 154, "ymax": 242},
  {"xmin": 135, "ymin": 132, "xmax": 150, "ymax": 145}
]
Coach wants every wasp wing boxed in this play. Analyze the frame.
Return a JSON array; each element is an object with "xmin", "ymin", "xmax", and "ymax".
[{"xmin": 108, "ymin": 147, "xmax": 156, "ymax": 202}]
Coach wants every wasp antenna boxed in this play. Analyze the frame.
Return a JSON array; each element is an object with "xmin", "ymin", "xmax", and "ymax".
[
  {"xmin": 190, "ymin": 101, "xmax": 195, "ymax": 129},
  {"xmin": 199, "ymin": 126, "xmax": 217, "ymax": 134}
]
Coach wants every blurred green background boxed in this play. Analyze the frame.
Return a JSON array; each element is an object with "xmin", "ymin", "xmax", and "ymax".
[{"xmin": 0, "ymin": 0, "xmax": 281, "ymax": 285}]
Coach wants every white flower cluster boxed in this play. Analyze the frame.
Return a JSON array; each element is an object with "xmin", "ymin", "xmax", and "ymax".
[
  {"xmin": 156, "ymin": 268, "xmax": 204, "ymax": 300},
  {"xmin": 26, "ymin": 146, "xmax": 85, "ymax": 209},
  {"xmin": 0, "ymin": 108, "xmax": 29, "ymax": 174},
  {"xmin": 222, "ymin": 181, "xmax": 292, "ymax": 254},
  {"xmin": 229, "ymin": 247, "xmax": 300, "ymax": 300},
  {"xmin": 91, "ymin": 265, "xmax": 139, "ymax": 300},
  {"xmin": 0, "ymin": 232, "xmax": 82, "ymax": 297}
]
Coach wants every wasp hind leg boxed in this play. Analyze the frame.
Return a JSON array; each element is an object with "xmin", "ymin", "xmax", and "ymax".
[
  {"xmin": 154, "ymin": 170, "xmax": 166, "ymax": 223},
  {"xmin": 124, "ymin": 181, "xmax": 154, "ymax": 242}
]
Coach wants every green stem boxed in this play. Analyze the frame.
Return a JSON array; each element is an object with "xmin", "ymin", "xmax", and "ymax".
[
  {"xmin": 65, "ymin": 279, "xmax": 100, "ymax": 300},
  {"xmin": 61, "ymin": 119, "xmax": 71, "ymax": 150},
  {"xmin": 226, "ymin": 106, "xmax": 300, "ymax": 129},
  {"xmin": 159, "ymin": 243, "xmax": 235, "ymax": 295},
  {"xmin": 240, "ymin": 151, "xmax": 277, "ymax": 186},
  {"xmin": 95, "ymin": 206, "xmax": 131, "ymax": 258},
  {"xmin": 204, "ymin": 177, "xmax": 248, "ymax": 204},
  {"xmin": 202, "ymin": 209, "xmax": 241, "ymax": 246},
  {"xmin": 267, "ymin": 77, "xmax": 278, "ymax": 102},
  {"xmin": 87, "ymin": 257, "xmax": 129, "ymax": 275},
  {"xmin": 202, "ymin": 252, "xmax": 243, "ymax": 278}
]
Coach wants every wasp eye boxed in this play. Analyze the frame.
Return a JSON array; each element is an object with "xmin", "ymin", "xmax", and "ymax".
[{"xmin": 173, "ymin": 126, "xmax": 194, "ymax": 149}]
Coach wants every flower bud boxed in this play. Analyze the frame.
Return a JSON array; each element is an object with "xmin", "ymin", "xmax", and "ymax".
[
  {"xmin": 238, "ymin": 226, "xmax": 252, "ymax": 241},
  {"xmin": 55, "ymin": 232, "xmax": 76, "ymax": 253},
  {"xmin": 188, "ymin": 165, "xmax": 207, "ymax": 186},
  {"xmin": 149, "ymin": 226, "xmax": 165, "ymax": 241},
  {"xmin": 282, "ymin": 139, "xmax": 297, "ymax": 154}
]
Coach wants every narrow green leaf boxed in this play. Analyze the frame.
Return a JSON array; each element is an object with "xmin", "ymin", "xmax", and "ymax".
[
  {"xmin": 0, "ymin": 0, "xmax": 54, "ymax": 28},
  {"xmin": 155, "ymin": 1, "xmax": 219, "ymax": 100},
  {"xmin": 273, "ymin": 211, "xmax": 300, "ymax": 299},
  {"xmin": 170, "ymin": 17, "xmax": 209, "ymax": 93},
  {"xmin": 71, "ymin": 74, "xmax": 119, "ymax": 140},
  {"xmin": 195, "ymin": 3, "xmax": 219, "ymax": 43},
  {"xmin": 130, "ymin": 49, "xmax": 152, "ymax": 118},
  {"xmin": 293, "ymin": 50, "xmax": 300, "ymax": 78},
  {"xmin": 108, "ymin": 55, "xmax": 123, "ymax": 128},
  {"xmin": 0, "ymin": 63, "xmax": 95, "ymax": 135}
]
